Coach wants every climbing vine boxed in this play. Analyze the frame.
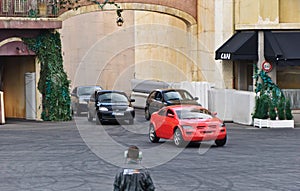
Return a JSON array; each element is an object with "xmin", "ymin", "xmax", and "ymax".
[{"xmin": 23, "ymin": 31, "xmax": 72, "ymax": 121}]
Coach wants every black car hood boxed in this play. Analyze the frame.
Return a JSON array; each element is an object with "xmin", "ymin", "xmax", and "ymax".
[
  {"xmin": 166, "ymin": 100, "xmax": 199, "ymax": 105},
  {"xmin": 98, "ymin": 103, "xmax": 129, "ymax": 110}
]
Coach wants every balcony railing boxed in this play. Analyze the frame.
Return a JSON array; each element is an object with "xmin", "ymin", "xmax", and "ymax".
[{"xmin": 0, "ymin": 0, "xmax": 58, "ymax": 18}]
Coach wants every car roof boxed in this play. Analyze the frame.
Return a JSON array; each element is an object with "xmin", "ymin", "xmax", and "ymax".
[
  {"xmin": 96, "ymin": 90, "xmax": 127, "ymax": 94},
  {"xmin": 151, "ymin": 88, "xmax": 190, "ymax": 93}
]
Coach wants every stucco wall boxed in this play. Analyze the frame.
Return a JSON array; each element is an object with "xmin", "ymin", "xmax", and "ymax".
[
  {"xmin": 60, "ymin": 11, "xmax": 135, "ymax": 94},
  {"xmin": 236, "ymin": 0, "xmax": 300, "ymax": 29},
  {"xmin": 201, "ymin": 0, "xmax": 234, "ymax": 89},
  {"xmin": 134, "ymin": 11, "xmax": 202, "ymax": 82}
]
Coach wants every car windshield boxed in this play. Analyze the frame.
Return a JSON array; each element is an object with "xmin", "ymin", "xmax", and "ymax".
[
  {"xmin": 78, "ymin": 86, "xmax": 100, "ymax": 96},
  {"xmin": 164, "ymin": 90, "xmax": 194, "ymax": 101},
  {"xmin": 176, "ymin": 108, "xmax": 213, "ymax": 119},
  {"xmin": 98, "ymin": 92, "xmax": 128, "ymax": 103}
]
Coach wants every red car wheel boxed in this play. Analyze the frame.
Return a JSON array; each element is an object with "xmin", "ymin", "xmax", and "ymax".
[
  {"xmin": 174, "ymin": 128, "xmax": 186, "ymax": 147},
  {"xmin": 149, "ymin": 124, "xmax": 160, "ymax": 143},
  {"xmin": 215, "ymin": 135, "xmax": 227, "ymax": 147}
]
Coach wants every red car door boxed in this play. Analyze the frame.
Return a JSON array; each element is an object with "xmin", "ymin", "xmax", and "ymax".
[{"xmin": 159, "ymin": 109, "xmax": 178, "ymax": 139}]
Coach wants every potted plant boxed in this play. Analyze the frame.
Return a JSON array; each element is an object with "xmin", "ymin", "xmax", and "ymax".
[{"xmin": 252, "ymin": 64, "xmax": 294, "ymax": 128}]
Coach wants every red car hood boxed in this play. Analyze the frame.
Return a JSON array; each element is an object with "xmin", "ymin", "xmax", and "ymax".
[{"xmin": 179, "ymin": 117, "xmax": 222, "ymax": 126}]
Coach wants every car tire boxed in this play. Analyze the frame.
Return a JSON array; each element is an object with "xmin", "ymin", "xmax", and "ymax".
[
  {"xmin": 75, "ymin": 107, "xmax": 81, "ymax": 116},
  {"xmin": 174, "ymin": 128, "xmax": 186, "ymax": 147},
  {"xmin": 87, "ymin": 111, "xmax": 93, "ymax": 122},
  {"xmin": 149, "ymin": 124, "xmax": 160, "ymax": 143},
  {"xmin": 128, "ymin": 118, "xmax": 134, "ymax": 125},
  {"xmin": 215, "ymin": 136, "xmax": 227, "ymax": 147},
  {"xmin": 145, "ymin": 107, "xmax": 151, "ymax": 120}
]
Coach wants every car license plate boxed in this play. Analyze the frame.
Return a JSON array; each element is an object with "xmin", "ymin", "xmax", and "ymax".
[{"xmin": 113, "ymin": 112, "xmax": 124, "ymax": 116}]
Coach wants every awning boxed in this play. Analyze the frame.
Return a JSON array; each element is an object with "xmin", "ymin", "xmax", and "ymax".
[
  {"xmin": 264, "ymin": 31, "xmax": 300, "ymax": 65},
  {"xmin": 215, "ymin": 31, "xmax": 258, "ymax": 61}
]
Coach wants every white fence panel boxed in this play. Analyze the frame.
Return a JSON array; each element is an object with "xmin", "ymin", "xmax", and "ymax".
[
  {"xmin": 232, "ymin": 90, "xmax": 256, "ymax": 125},
  {"xmin": 208, "ymin": 89, "xmax": 235, "ymax": 121},
  {"xmin": 169, "ymin": 81, "xmax": 212, "ymax": 108},
  {"xmin": 130, "ymin": 92, "xmax": 148, "ymax": 109}
]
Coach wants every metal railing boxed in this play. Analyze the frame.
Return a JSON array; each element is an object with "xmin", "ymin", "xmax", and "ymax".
[{"xmin": 0, "ymin": 0, "xmax": 58, "ymax": 18}]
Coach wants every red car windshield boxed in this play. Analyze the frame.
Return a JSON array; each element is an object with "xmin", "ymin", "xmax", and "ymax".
[{"xmin": 175, "ymin": 108, "xmax": 213, "ymax": 119}]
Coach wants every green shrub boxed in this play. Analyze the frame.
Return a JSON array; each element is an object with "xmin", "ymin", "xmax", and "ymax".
[
  {"xmin": 277, "ymin": 97, "xmax": 285, "ymax": 120},
  {"xmin": 269, "ymin": 102, "xmax": 277, "ymax": 120},
  {"xmin": 285, "ymin": 99, "xmax": 293, "ymax": 120},
  {"xmin": 253, "ymin": 94, "xmax": 269, "ymax": 119}
]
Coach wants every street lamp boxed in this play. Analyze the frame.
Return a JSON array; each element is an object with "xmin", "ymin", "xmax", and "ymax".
[
  {"xmin": 97, "ymin": 0, "xmax": 124, "ymax": 27},
  {"xmin": 116, "ymin": 9, "xmax": 124, "ymax": 26}
]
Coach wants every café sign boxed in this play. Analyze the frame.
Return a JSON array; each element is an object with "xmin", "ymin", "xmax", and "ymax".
[{"xmin": 220, "ymin": 53, "xmax": 231, "ymax": 60}]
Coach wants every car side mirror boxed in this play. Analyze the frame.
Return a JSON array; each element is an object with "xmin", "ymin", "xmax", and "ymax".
[
  {"xmin": 130, "ymin": 98, "xmax": 135, "ymax": 102},
  {"xmin": 213, "ymin": 112, "xmax": 217, "ymax": 116},
  {"xmin": 194, "ymin": 97, "xmax": 199, "ymax": 100},
  {"xmin": 167, "ymin": 113, "xmax": 174, "ymax": 118}
]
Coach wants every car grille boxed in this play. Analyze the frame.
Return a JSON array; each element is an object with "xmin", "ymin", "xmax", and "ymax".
[
  {"xmin": 208, "ymin": 125, "xmax": 217, "ymax": 128},
  {"xmin": 197, "ymin": 124, "xmax": 218, "ymax": 134},
  {"xmin": 197, "ymin": 125, "xmax": 206, "ymax": 129}
]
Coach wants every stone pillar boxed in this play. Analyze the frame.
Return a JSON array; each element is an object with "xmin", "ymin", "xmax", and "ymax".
[{"xmin": 257, "ymin": 31, "xmax": 277, "ymax": 88}]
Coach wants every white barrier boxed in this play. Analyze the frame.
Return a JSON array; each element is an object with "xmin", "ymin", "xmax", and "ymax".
[
  {"xmin": 232, "ymin": 90, "xmax": 256, "ymax": 125},
  {"xmin": 0, "ymin": 91, "xmax": 5, "ymax": 125},
  {"xmin": 208, "ymin": 89, "xmax": 235, "ymax": 122},
  {"xmin": 131, "ymin": 92, "xmax": 148, "ymax": 109},
  {"xmin": 131, "ymin": 80, "xmax": 213, "ymax": 109},
  {"xmin": 208, "ymin": 89, "xmax": 256, "ymax": 125},
  {"xmin": 169, "ymin": 81, "xmax": 212, "ymax": 108}
]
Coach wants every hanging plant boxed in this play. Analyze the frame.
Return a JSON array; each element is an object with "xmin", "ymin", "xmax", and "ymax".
[{"xmin": 22, "ymin": 30, "xmax": 72, "ymax": 121}]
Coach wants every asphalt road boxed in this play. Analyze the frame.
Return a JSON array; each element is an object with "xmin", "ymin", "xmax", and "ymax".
[{"xmin": 0, "ymin": 109, "xmax": 299, "ymax": 191}]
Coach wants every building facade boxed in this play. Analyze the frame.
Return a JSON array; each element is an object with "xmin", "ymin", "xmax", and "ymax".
[{"xmin": 0, "ymin": 0, "xmax": 299, "ymax": 120}]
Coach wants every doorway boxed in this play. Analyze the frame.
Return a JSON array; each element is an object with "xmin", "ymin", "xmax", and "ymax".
[
  {"xmin": 233, "ymin": 61, "xmax": 254, "ymax": 91},
  {"xmin": 0, "ymin": 56, "xmax": 35, "ymax": 118}
]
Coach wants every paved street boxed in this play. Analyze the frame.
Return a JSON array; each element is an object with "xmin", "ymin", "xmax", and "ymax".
[{"xmin": 0, "ymin": 109, "xmax": 299, "ymax": 191}]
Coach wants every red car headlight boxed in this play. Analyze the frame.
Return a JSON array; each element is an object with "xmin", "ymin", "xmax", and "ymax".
[
  {"xmin": 220, "ymin": 123, "xmax": 226, "ymax": 127},
  {"xmin": 181, "ymin": 125, "xmax": 195, "ymax": 131},
  {"xmin": 181, "ymin": 125, "xmax": 194, "ymax": 130}
]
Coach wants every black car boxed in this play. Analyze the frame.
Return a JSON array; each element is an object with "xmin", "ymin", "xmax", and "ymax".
[
  {"xmin": 144, "ymin": 88, "xmax": 200, "ymax": 120},
  {"xmin": 71, "ymin": 85, "xmax": 102, "ymax": 115},
  {"xmin": 87, "ymin": 90, "xmax": 135, "ymax": 124}
]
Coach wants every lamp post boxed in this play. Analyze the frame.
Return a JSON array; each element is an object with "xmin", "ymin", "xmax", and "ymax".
[
  {"xmin": 116, "ymin": 9, "xmax": 124, "ymax": 26},
  {"xmin": 97, "ymin": 0, "xmax": 124, "ymax": 26}
]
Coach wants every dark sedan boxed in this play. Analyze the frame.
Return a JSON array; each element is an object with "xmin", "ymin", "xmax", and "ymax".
[
  {"xmin": 87, "ymin": 90, "xmax": 135, "ymax": 125},
  {"xmin": 145, "ymin": 88, "xmax": 200, "ymax": 120},
  {"xmin": 71, "ymin": 85, "xmax": 102, "ymax": 115}
]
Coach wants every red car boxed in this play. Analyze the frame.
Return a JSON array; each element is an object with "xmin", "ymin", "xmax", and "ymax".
[{"xmin": 149, "ymin": 105, "xmax": 227, "ymax": 147}]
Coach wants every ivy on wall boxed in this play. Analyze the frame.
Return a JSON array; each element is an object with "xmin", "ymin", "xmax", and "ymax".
[{"xmin": 23, "ymin": 31, "xmax": 72, "ymax": 121}]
